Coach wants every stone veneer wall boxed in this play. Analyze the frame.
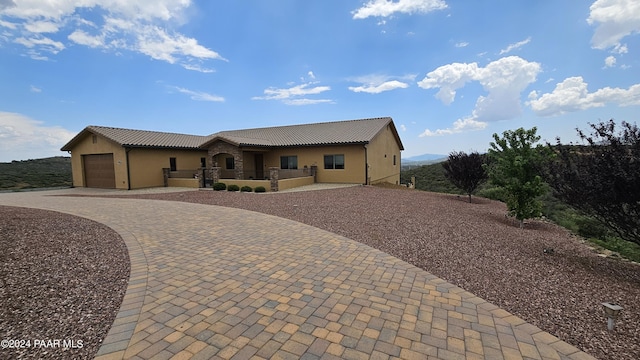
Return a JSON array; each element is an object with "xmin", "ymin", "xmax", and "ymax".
[{"xmin": 207, "ymin": 142, "xmax": 244, "ymax": 179}]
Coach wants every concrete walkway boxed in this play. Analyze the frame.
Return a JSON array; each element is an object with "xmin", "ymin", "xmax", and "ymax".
[{"xmin": 0, "ymin": 189, "xmax": 596, "ymax": 360}]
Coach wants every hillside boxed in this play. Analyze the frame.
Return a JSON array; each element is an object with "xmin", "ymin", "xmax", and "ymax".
[{"xmin": 0, "ymin": 157, "xmax": 72, "ymax": 190}]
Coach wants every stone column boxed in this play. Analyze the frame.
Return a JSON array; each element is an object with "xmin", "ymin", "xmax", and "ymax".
[
  {"xmin": 211, "ymin": 167, "xmax": 221, "ymax": 184},
  {"xmin": 310, "ymin": 165, "xmax": 318, "ymax": 182},
  {"xmin": 162, "ymin": 168, "xmax": 170, "ymax": 187},
  {"xmin": 269, "ymin": 167, "xmax": 279, "ymax": 192}
]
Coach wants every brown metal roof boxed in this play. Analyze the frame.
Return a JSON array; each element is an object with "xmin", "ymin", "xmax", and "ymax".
[
  {"xmin": 61, "ymin": 126, "xmax": 211, "ymax": 151},
  {"xmin": 202, "ymin": 117, "xmax": 404, "ymax": 149},
  {"xmin": 61, "ymin": 117, "xmax": 404, "ymax": 151}
]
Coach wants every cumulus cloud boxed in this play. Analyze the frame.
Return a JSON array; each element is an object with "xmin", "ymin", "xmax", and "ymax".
[
  {"xmin": 418, "ymin": 56, "xmax": 541, "ymax": 122},
  {"xmin": 419, "ymin": 118, "xmax": 487, "ymax": 137},
  {"xmin": 0, "ymin": 112, "xmax": 76, "ymax": 162},
  {"xmin": 604, "ymin": 55, "xmax": 617, "ymax": 67},
  {"xmin": 499, "ymin": 37, "xmax": 531, "ymax": 54},
  {"xmin": 352, "ymin": 0, "xmax": 448, "ymax": 19},
  {"xmin": 252, "ymin": 82, "xmax": 333, "ymax": 105},
  {"xmin": 587, "ymin": 0, "xmax": 640, "ymax": 50},
  {"xmin": 0, "ymin": 0, "xmax": 225, "ymax": 69},
  {"xmin": 528, "ymin": 76, "xmax": 640, "ymax": 116}
]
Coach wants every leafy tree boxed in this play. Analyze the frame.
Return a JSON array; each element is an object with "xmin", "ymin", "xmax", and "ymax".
[
  {"xmin": 486, "ymin": 127, "xmax": 549, "ymax": 228},
  {"xmin": 543, "ymin": 120, "xmax": 640, "ymax": 245},
  {"xmin": 442, "ymin": 151, "xmax": 488, "ymax": 202}
]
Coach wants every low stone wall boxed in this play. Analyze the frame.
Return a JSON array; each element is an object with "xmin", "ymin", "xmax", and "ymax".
[
  {"xmin": 278, "ymin": 176, "xmax": 315, "ymax": 191},
  {"xmin": 167, "ymin": 178, "xmax": 200, "ymax": 188}
]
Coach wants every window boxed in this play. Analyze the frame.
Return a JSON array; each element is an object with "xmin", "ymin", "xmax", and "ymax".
[
  {"xmin": 92, "ymin": 135, "xmax": 98, "ymax": 144},
  {"xmin": 393, "ymin": 155, "xmax": 396, "ymax": 166},
  {"xmin": 200, "ymin": 157, "xmax": 206, "ymax": 167},
  {"xmin": 324, "ymin": 154, "xmax": 345, "ymax": 169},
  {"xmin": 169, "ymin": 157, "xmax": 177, "ymax": 171},
  {"xmin": 226, "ymin": 157, "xmax": 235, "ymax": 169},
  {"xmin": 280, "ymin": 156, "xmax": 298, "ymax": 169}
]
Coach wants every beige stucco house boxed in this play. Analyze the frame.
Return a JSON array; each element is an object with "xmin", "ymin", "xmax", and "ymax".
[{"xmin": 61, "ymin": 117, "xmax": 404, "ymax": 191}]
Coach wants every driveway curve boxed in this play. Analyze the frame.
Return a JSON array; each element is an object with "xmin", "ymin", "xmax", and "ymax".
[{"xmin": 0, "ymin": 189, "xmax": 595, "ymax": 360}]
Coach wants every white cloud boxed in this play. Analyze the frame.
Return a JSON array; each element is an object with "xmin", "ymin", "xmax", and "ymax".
[
  {"xmin": 173, "ymin": 87, "xmax": 224, "ymax": 102},
  {"xmin": 418, "ymin": 56, "xmax": 541, "ymax": 122},
  {"xmin": 604, "ymin": 55, "xmax": 617, "ymax": 67},
  {"xmin": 454, "ymin": 41, "xmax": 468, "ymax": 48},
  {"xmin": 419, "ymin": 118, "xmax": 487, "ymax": 137},
  {"xmin": 0, "ymin": 19, "xmax": 16, "ymax": 29},
  {"xmin": 528, "ymin": 76, "xmax": 640, "ymax": 116},
  {"xmin": 24, "ymin": 20, "xmax": 59, "ymax": 33},
  {"xmin": 68, "ymin": 29, "xmax": 104, "ymax": 48},
  {"xmin": 352, "ymin": 0, "xmax": 448, "ymax": 19},
  {"xmin": 14, "ymin": 36, "xmax": 65, "ymax": 56},
  {"xmin": 0, "ymin": 0, "xmax": 226, "ymax": 69},
  {"xmin": 400, "ymin": 124, "xmax": 407, "ymax": 131},
  {"xmin": 0, "ymin": 112, "xmax": 76, "ymax": 162},
  {"xmin": 349, "ymin": 80, "xmax": 409, "ymax": 94},
  {"xmin": 499, "ymin": 37, "xmax": 531, "ymax": 54},
  {"xmin": 283, "ymin": 99, "xmax": 335, "ymax": 106},
  {"xmin": 30, "ymin": 85, "xmax": 41, "ymax": 92},
  {"xmin": 308, "ymin": 71, "xmax": 316, "ymax": 80},
  {"xmin": 181, "ymin": 63, "xmax": 215, "ymax": 73},
  {"xmin": 252, "ymin": 82, "xmax": 333, "ymax": 105},
  {"xmin": 588, "ymin": 0, "xmax": 640, "ymax": 50}
]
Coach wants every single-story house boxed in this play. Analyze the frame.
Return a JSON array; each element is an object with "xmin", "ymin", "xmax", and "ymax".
[{"xmin": 61, "ymin": 117, "xmax": 404, "ymax": 191}]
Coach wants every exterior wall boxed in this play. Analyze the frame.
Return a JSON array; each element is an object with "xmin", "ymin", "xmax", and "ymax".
[
  {"xmin": 366, "ymin": 124, "xmax": 402, "ymax": 185},
  {"xmin": 167, "ymin": 178, "xmax": 200, "ymax": 188},
  {"xmin": 128, "ymin": 148, "xmax": 207, "ymax": 189},
  {"xmin": 67, "ymin": 132, "xmax": 128, "ymax": 189},
  {"xmin": 263, "ymin": 145, "xmax": 366, "ymax": 184}
]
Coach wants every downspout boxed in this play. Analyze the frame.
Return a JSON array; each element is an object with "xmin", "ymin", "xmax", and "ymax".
[
  {"xmin": 125, "ymin": 147, "xmax": 131, "ymax": 190},
  {"xmin": 364, "ymin": 144, "xmax": 368, "ymax": 185}
]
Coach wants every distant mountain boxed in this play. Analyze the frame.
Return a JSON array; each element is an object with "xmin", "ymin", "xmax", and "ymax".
[
  {"xmin": 402, "ymin": 153, "xmax": 447, "ymax": 162},
  {"xmin": 401, "ymin": 153, "xmax": 447, "ymax": 168}
]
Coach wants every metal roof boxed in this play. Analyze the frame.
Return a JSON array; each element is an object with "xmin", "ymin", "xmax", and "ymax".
[
  {"xmin": 203, "ymin": 117, "xmax": 404, "ymax": 149},
  {"xmin": 61, "ymin": 117, "xmax": 404, "ymax": 151},
  {"xmin": 61, "ymin": 126, "xmax": 211, "ymax": 150}
]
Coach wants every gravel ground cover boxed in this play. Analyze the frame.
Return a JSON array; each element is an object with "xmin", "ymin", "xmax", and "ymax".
[
  {"xmin": 0, "ymin": 206, "xmax": 130, "ymax": 360},
  {"xmin": 114, "ymin": 186, "xmax": 639, "ymax": 360}
]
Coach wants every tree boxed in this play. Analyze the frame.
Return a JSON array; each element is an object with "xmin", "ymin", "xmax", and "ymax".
[
  {"xmin": 543, "ymin": 120, "xmax": 640, "ymax": 245},
  {"xmin": 486, "ymin": 127, "xmax": 549, "ymax": 228},
  {"xmin": 442, "ymin": 151, "xmax": 488, "ymax": 202}
]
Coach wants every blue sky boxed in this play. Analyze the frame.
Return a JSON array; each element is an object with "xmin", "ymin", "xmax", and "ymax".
[{"xmin": 1, "ymin": 0, "xmax": 639, "ymax": 162}]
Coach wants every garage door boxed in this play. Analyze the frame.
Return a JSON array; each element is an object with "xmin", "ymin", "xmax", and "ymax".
[{"xmin": 83, "ymin": 154, "xmax": 116, "ymax": 188}]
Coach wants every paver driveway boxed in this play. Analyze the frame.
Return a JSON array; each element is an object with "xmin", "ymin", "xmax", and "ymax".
[{"xmin": 0, "ymin": 189, "xmax": 596, "ymax": 360}]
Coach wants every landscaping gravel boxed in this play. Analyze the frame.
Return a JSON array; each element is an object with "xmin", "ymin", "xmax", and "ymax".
[
  {"xmin": 120, "ymin": 186, "xmax": 639, "ymax": 360},
  {"xmin": 0, "ymin": 206, "xmax": 130, "ymax": 360},
  {"xmin": 2, "ymin": 186, "xmax": 638, "ymax": 359}
]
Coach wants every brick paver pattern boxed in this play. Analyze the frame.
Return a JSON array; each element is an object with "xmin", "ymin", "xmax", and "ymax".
[{"xmin": 0, "ymin": 189, "xmax": 596, "ymax": 360}]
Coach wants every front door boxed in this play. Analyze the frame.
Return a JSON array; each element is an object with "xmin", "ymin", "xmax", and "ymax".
[{"xmin": 255, "ymin": 154, "xmax": 264, "ymax": 179}]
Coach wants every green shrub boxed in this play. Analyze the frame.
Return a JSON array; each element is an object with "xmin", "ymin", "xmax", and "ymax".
[
  {"xmin": 212, "ymin": 182, "xmax": 226, "ymax": 191},
  {"xmin": 240, "ymin": 186, "xmax": 252, "ymax": 192},
  {"xmin": 227, "ymin": 184, "xmax": 240, "ymax": 192},
  {"xmin": 477, "ymin": 186, "xmax": 508, "ymax": 202},
  {"xmin": 254, "ymin": 186, "xmax": 266, "ymax": 193}
]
